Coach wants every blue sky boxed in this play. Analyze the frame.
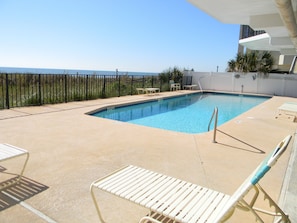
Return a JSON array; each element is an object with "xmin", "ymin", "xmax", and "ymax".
[{"xmin": 0, "ymin": 0, "xmax": 240, "ymax": 73}]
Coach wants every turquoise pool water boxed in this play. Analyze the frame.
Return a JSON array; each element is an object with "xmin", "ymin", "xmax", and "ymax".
[{"xmin": 91, "ymin": 93, "xmax": 269, "ymax": 133}]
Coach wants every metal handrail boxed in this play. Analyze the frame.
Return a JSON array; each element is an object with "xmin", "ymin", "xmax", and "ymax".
[
  {"xmin": 197, "ymin": 77, "xmax": 203, "ymax": 92},
  {"xmin": 208, "ymin": 107, "xmax": 218, "ymax": 143}
]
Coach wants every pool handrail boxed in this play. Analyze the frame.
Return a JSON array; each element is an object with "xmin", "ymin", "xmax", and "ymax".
[{"xmin": 208, "ymin": 106, "xmax": 218, "ymax": 143}]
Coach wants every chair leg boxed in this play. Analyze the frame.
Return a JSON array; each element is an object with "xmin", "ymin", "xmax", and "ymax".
[
  {"xmin": 0, "ymin": 152, "xmax": 30, "ymax": 190},
  {"xmin": 90, "ymin": 185, "xmax": 107, "ymax": 223},
  {"xmin": 16, "ymin": 152, "xmax": 30, "ymax": 183},
  {"xmin": 139, "ymin": 216, "xmax": 162, "ymax": 223},
  {"xmin": 239, "ymin": 199, "xmax": 265, "ymax": 223},
  {"xmin": 236, "ymin": 184, "xmax": 291, "ymax": 223},
  {"xmin": 254, "ymin": 184, "xmax": 291, "ymax": 223}
]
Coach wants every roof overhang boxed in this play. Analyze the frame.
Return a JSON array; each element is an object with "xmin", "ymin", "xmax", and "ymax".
[
  {"xmin": 239, "ymin": 33, "xmax": 296, "ymax": 54},
  {"xmin": 187, "ymin": 0, "xmax": 297, "ymax": 55}
]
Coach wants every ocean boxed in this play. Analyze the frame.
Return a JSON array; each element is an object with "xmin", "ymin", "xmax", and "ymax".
[{"xmin": 0, "ymin": 67, "xmax": 158, "ymax": 76}]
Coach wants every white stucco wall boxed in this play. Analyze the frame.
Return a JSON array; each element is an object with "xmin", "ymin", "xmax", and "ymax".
[{"xmin": 184, "ymin": 71, "xmax": 297, "ymax": 97}]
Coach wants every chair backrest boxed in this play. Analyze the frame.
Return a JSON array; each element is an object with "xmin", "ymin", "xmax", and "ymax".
[
  {"xmin": 184, "ymin": 76, "xmax": 193, "ymax": 85},
  {"xmin": 215, "ymin": 135, "xmax": 292, "ymax": 222},
  {"xmin": 250, "ymin": 134, "xmax": 291, "ymax": 185}
]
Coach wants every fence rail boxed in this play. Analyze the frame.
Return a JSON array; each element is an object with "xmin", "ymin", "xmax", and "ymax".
[{"xmin": 0, "ymin": 73, "xmax": 169, "ymax": 109}]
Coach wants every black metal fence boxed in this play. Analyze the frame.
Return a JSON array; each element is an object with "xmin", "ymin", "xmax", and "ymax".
[{"xmin": 0, "ymin": 73, "xmax": 170, "ymax": 109}]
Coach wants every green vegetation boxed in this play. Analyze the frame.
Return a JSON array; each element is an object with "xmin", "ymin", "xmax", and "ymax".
[
  {"xmin": 159, "ymin": 67, "xmax": 184, "ymax": 90},
  {"xmin": 227, "ymin": 51, "xmax": 274, "ymax": 75}
]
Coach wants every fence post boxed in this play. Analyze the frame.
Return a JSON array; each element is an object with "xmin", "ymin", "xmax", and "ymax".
[
  {"xmin": 102, "ymin": 75, "xmax": 106, "ymax": 98},
  {"xmin": 5, "ymin": 73, "xmax": 9, "ymax": 109},
  {"xmin": 86, "ymin": 74, "xmax": 89, "ymax": 100},
  {"xmin": 118, "ymin": 75, "xmax": 121, "ymax": 97},
  {"xmin": 64, "ymin": 74, "xmax": 68, "ymax": 103},
  {"xmin": 130, "ymin": 76, "xmax": 134, "ymax": 95},
  {"xmin": 38, "ymin": 74, "xmax": 42, "ymax": 105},
  {"xmin": 142, "ymin": 76, "xmax": 145, "ymax": 87},
  {"xmin": 151, "ymin": 76, "xmax": 154, "ymax": 87}
]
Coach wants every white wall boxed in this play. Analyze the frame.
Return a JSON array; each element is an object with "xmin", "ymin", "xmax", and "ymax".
[{"xmin": 184, "ymin": 71, "xmax": 297, "ymax": 97}]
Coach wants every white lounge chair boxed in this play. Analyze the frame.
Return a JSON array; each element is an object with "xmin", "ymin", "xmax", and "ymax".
[
  {"xmin": 145, "ymin": 88, "xmax": 160, "ymax": 95},
  {"xmin": 170, "ymin": 80, "xmax": 180, "ymax": 91},
  {"xmin": 183, "ymin": 84, "xmax": 197, "ymax": 90},
  {"xmin": 277, "ymin": 102, "xmax": 297, "ymax": 121},
  {"xmin": 182, "ymin": 77, "xmax": 197, "ymax": 90},
  {"xmin": 136, "ymin": 88, "xmax": 145, "ymax": 94},
  {"xmin": 0, "ymin": 143, "xmax": 30, "ymax": 190},
  {"xmin": 90, "ymin": 135, "xmax": 292, "ymax": 223}
]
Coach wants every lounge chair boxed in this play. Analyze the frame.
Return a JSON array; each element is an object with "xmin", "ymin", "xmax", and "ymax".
[
  {"xmin": 0, "ymin": 143, "xmax": 30, "ymax": 190},
  {"xmin": 276, "ymin": 102, "xmax": 297, "ymax": 121},
  {"xmin": 183, "ymin": 84, "xmax": 198, "ymax": 90},
  {"xmin": 136, "ymin": 88, "xmax": 145, "ymax": 94},
  {"xmin": 145, "ymin": 88, "xmax": 160, "ymax": 95},
  {"xmin": 182, "ymin": 76, "xmax": 197, "ymax": 90},
  {"xmin": 170, "ymin": 80, "xmax": 181, "ymax": 91},
  {"xmin": 90, "ymin": 135, "xmax": 292, "ymax": 223}
]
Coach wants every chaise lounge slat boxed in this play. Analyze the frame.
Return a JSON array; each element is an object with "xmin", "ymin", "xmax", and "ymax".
[
  {"xmin": 90, "ymin": 135, "xmax": 292, "ymax": 223},
  {"xmin": 0, "ymin": 144, "xmax": 27, "ymax": 160}
]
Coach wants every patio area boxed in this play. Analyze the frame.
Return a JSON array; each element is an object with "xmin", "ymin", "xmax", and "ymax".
[{"xmin": 0, "ymin": 90, "xmax": 296, "ymax": 223}]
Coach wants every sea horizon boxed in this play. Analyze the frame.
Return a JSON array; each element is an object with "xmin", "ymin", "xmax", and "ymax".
[{"xmin": 0, "ymin": 66, "xmax": 159, "ymax": 76}]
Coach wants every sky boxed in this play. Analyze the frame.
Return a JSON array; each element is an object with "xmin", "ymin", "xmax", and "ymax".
[{"xmin": 0, "ymin": 0, "xmax": 240, "ymax": 73}]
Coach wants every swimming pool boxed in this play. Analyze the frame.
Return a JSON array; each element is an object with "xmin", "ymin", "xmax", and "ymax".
[{"xmin": 91, "ymin": 93, "xmax": 269, "ymax": 133}]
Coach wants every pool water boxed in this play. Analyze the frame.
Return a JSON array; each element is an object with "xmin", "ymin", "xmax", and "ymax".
[{"xmin": 91, "ymin": 93, "xmax": 269, "ymax": 133}]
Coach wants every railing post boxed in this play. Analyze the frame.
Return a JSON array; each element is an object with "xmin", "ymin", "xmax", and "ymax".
[
  {"xmin": 208, "ymin": 107, "xmax": 218, "ymax": 143},
  {"xmin": 131, "ymin": 76, "xmax": 134, "ymax": 95},
  {"xmin": 86, "ymin": 74, "xmax": 89, "ymax": 100},
  {"xmin": 197, "ymin": 77, "xmax": 203, "ymax": 92},
  {"xmin": 102, "ymin": 75, "xmax": 106, "ymax": 98},
  {"xmin": 151, "ymin": 76, "xmax": 154, "ymax": 87},
  {"xmin": 213, "ymin": 108, "xmax": 218, "ymax": 143},
  {"xmin": 142, "ymin": 76, "xmax": 145, "ymax": 88},
  {"xmin": 64, "ymin": 74, "xmax": 68, "ymax": 103},
  {"xmin": 118, "ymin": 75, "xmax": 121, "ymax": 97},
  {"xmin": 38, "ymin": 74, "xmax": 42, "ymax": 105},
  {"xmin": 5, "ymin": 73, "xmax": 9, "ymax": 109}
]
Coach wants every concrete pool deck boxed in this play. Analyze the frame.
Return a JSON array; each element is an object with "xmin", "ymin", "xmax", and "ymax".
[{"xmin": 0, "ymin": 90, "xmax": 296, "ymax": 223}]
